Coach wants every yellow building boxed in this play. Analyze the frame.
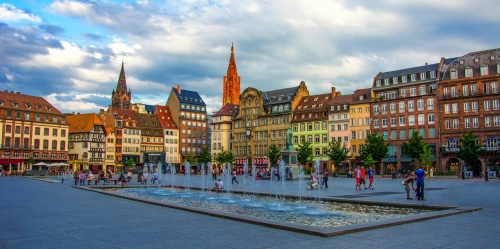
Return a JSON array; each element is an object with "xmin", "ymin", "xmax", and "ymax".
[
  {"xmin": 348, "ymin": 88, "xmax": 372, "ymax": 168},
  {"xmin": 211, "ymin": 104, "xmax": 238, "ymax": 162}
]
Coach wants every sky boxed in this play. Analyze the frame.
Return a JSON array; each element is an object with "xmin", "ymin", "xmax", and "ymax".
[{"xmin": 1, "ymin": 0, "xmax": 499, "ymax": 114}]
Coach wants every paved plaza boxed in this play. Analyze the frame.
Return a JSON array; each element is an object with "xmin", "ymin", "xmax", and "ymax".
[{"xmin": 0, "ymin": 175, "xmax": 499, "ymax": 248}]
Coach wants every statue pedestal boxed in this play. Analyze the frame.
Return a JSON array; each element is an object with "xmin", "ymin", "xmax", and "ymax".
[{"xmin": 280, "ymin": 149, "xmax": 300, "ymax": 179}]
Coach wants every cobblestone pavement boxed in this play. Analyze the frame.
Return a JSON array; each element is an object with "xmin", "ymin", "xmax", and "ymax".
[{"xmin": 0, "ymin": 175, "xmax": 499, "ymax": 248}]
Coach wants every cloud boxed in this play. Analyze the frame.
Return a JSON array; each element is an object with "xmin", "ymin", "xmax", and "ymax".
[
  {"xmin": 38, "ymin": 24, "xmax": 64, "ymax": 35},
  {"xmin": 83, "ymin": 32, "xmax": 102, "ymax": 41},
  {"xmin": 0, "ymin": 4, "xmax": 41, "ymax": 23}
]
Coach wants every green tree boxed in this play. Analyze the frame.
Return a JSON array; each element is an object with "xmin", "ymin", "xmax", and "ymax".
[
  {"xmin": 28, "ymin": 156, "xmax": 36, "ymax": 165},
  {"xmin": 456, "ymin": 130, "xmax": 484, "ymax": 170},
  {"xmin": 420, "ymin": 144, "xmax": 433, "ymax": 174},
  {"xmin": 363, "ymin": 154, "xmax": 377, "ymax": 167},
  {"xmin": 297, "ymin": 141, "xmax": 314, "ymax": 166},
  {"xmin": 198, "ymin": 146, "xmax": 212, "ymax": 165},
  {"xmin": 267, "ymin": 144, "xmax": 281, "ymax": 167},
  {"xmin": 215, "ymin": 147, "xmax": 235, "ymax": 166},
  {"xmin": 401, "ymin": 130, "xmax": 425, "ymax": 162},
  {"xmin": 359, "ymin": 132, "xmax": 389, "ymax": 169},
  {"xmin": 186, "ymin": 152, "xmax": 198, "ymax": 165},
  {"xmin": 124, "ymin": 158, "xmax": 136, "ymax": 166},
  {"xmin": 326, "ymin": 138, "xmax": 351, "ymax": 166}
]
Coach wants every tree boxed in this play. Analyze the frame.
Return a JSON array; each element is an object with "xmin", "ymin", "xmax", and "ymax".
[
  {"xmin": 267, "ymin": 144, "xmax": 281, "ymax": 167},
  {"xmin": 326, "ymin": 138, "xmax": 351, "ymax": 166},
  {"xmin": 215, "ymin": 147, "xmax": 235, "ymax": 166},
  {"xmin": 297, "ymin": 141, "xmax": 314, "ymax": 166},
  {"xmin": 456, "ymin": 130, "xmax": 484, "ymax": 172},
  {"xmin": 420, "ymin": 144, "xmax": 433, "ymax": 174},
  {"xmin": 186, "ymin": 152, "xmax": 198, "ymax": 165},
  {"xmin": 198, "ymin": 146, "xmax": 212, "ymax": 165},
  {"xmin": 401, "ymin": 130, "xmax": 425, "ymax": 162},
  {"xmin": 363, "ymin": 154, "xmax": 377, "ymax": 167},
  {"xmin": 124, "ymin": 158, "xmax": 136, "ymax": 166},
  {"xmin": 359, "ymin": 132, "xmax": 389, "ymax": 169}
]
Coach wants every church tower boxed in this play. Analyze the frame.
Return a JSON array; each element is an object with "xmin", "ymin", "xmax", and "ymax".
[
  {"xmin": 222, "ymin": 43, "xmax": 241, "ymax": 105},
  {"xmin": 111, "ymin": 62, "xmax": 132, "ymax": 110}
]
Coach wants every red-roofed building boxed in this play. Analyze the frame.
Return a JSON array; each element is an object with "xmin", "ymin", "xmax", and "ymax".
[
  {"xmin": 328, "ymin": 93, "xmax": 354, "ymax": 173},
  {"xmin": 211, "ymin": 103, "xmax": 238, "ymax": 163},
  {"xmin": 107, "ymin": 107, "xmax": 141, "ymax": 166},
  {"xmin": 156, "ymin": 105, "xmax": 179, "ymax": 164},
  {"xmin": 0, "ymin": 90, "xmax": 69, "ymax": 173}
]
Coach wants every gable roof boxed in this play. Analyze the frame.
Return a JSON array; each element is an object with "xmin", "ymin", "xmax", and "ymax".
[
  {"xmin": 376, "ymin": 62, "xmax": 440, "ymax": 80},
  {"xmin": 172, "ymin": 87, "xmax": 206, "ymax": 106},
  {"xmin": 213, "ymin": 103, "xmax": 239, "ymax": 117},
  {"xmin": 0, "ymin": 90, "xmax": 63, "ymax": 114},
  {"xmin": 66, "ymin": 113, "xmax": 104, "ymax": 133},
  {"xmin": 263, "ymin": 86, "xmax": 299, "ymax": 104},
  {"xmin": 327, "ymin": 94, "xmax": 353, "ymax": 105},
  {"xmin": 351, "ymin": 88, "xmax": 371, "ymax": 104},
  {"xmin": 111, "ymin": 108, "xmax": 140, "ymax": 128},
  {"xmin": 155, "ymin": 105, "xmax": 178, "ymax": 129},
  {"xmin": 294, "ymin": 93, "xmax": 331, "ymax": 111}
]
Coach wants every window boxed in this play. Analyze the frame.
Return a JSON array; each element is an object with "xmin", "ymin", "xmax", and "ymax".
[
  {"xmin": 343, "ymin": 124, "xmax": 348, "ymax": 130},
  {"xmin": 429, "ymin": 128, "xmax": 435, "ymax": 138},
  {"xmin": 382, "ymin": 118, "xmax": 388, "ymax": 127},
  {"xmin": 358, "ymin": 118, "xmax": 363, "ymax": 126},
  {"xmin": 417, "ymin": 99, "xmax": 424, "ymax": 110},
  {"xmin": 398, "ymin": 101, "xmax": 405, "ymax": 112},
  {"xmin": 384, "ymin": 78, "xmax": 389, "ymax": 85},
  {"xmin": 465, "ymin": 67, "xmax": 473, "ymax": 77},
  {"xmin": 399, "ymin": 116, "xmax": 406, "ymax": 126},
  {"xmin": 315, "ymin": 135, "xmax": 320, "ymax": 143},
  {"xmin": 337, "ymin": 124, "xmax": 341, "ymax": 131},
  {"xmin": 393, "ymin": 77, "xmax": 398, "ymax": 84},
  {"xmin": 428, "ymin": 113, "xmax": 435, "ymax": 124},
  {"xmin": 472, "ymin": 101, "xmax": 478, "ymax": 111},
  {"xmin": 493, "ymin": 100, "xmax": 499, "ymax": 110},
  {"xmin": 351, "ymin": 119, "xmax": 355, "ymax": 127},
  {"xmin": 390, "ymin": 102, "xmax": 396, "ymax": 113},
  {"xmin": 408, "ymin": 100, "xmax": 414, "ymax": 111},
  {"xmin": 451, "ymin": 86, "xmax": 457, "ymax": 97},
  {"xmin": 35, "ymin": 127, "xmax": 40, "ymax": 135},
  {"xmin": 463, "ymin": 85, "xmax": 469, "ymax": 96},
  {"xmin": 60, "ymin": 141, "xmax": 66, "ymax": 150},
  {"xmin": 401, "ymin": 88, "xmax": 407, "ymax": 97},
  {"xmin": 445, "ymin": 119, "xmax": 451, "ymax": 129},
  {"xmin": 351, "ymin": 108, "xmax": 355, "ymax": 113},
  {"xmin": 322, "ymin": 134, "xmax": 328, "ymax": 143},
  {"xmin": 430, "ymin": 71, "xmax": 436, "ymax": 78},
  {"xmin": 418, "ymin": 114, "xmax": 425, "ymax": 125},
  {"xmin": 493, "ymin": 82, "xmax": 498, "ymax": 93},
  {"xmin": 365, "ymin": 118, "xmax": 370, "ymax": 125},
  {"xmin": 352, "ymin": 145, "xmax": 357, "ymax": 153},
  {"xmin": 485, "ymin": 116, "xmax": 492, "ymax": 127},
  {"xmin": 410, "ymin": 87, "xmax": 416, "ymax": 96},
  {"xmin": 400, "ymin": 130, "xmax": 407, "ymax": 139},
  {"xmin": 351, "ymin": 131, "xmax": 356, "ymax": 140},
  {"xmin": 494, "ymin": 116, "xmax": 500, "ymax": 127},
  {"xmin": 390, "ymin": 117, "xmax": 396, "ymax": 126},
  {"xmin": 44, "ymin": 128, "xmax": 49, "ymax": 136},
  {"xmin": 452, "ymin": 103, "xmax": 458, "ymax": 113},
  {"xmin": 382, "ymin": 131, "xmax": 388, "ymax": 140},
  {"xmin": 409, "ymin": 115, "xmax": 415, "ymax": 126},
  {"xmin": 52, "ymin": 129, "xmax": 58, "ymax": 136},
  {"xmin": 373, "ymin": 104, "xmax": 379, "ymax": 114},
  {"xmin": 471, "ymin": 84, "xmax": 477, "ymax": 95},
  {"xmin": 15, "ymin": 126, "xmax": 21, "ymax": 134},
  {"xmin": 465, "ymin": 118, "xmax": 471, "ymax": 128},
  {"xmin": 24, "ymin": 127, "xmax": 30, "ymax": 134},
  {"xmin": 344, "ymin": 136, "xmax": 349, "ymax": 142},
  {"xmin": 473, "ymin": 117, "xmax": 479, "ymax": 128},
  {"xmin": 450, "ymin": 69, "xmax": 458, "ymax": 79},
  {"xmin": 453, "ymin": 119, "xmax": 459, "ymax": 129},
  {"xmin": 420, "ymin": 72, "xmax": 426, "ymax": 80},
  {"xmin": 410, "ymin": 74, "xmax": 416, "ymax": 81},
  {"xmin": 464, "ymin": 102, "xmax": 470, "ymax": 112},
  {"xmin": 374, "ymin": 118, "xmax": 379, "ymax": 127},
  {"xmin": 484, "ymin": 100, "xmax": 491, "ymax": 111},
  {"xmin": 402, "ymin": 75, "xmax": 407, "ymax": 83},
  {"xmin": 376, "ymin": 80, "xmax": 381, "ymax": 86},
  {"xmin": 419, "ymin": 85, "xmax": 426, "ymax": 95},
  {"xmin": 391, "ymin": 130, "xmax": 397, "ymax": 140}
]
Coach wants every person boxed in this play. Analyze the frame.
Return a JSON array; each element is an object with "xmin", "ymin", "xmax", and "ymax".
[
  {"xmin": 73, "ymin": 170, "xmax": 80, "ymax": 185},
  {"xmin": 323, "ymin": 170, "xmax": 329, "ymax": 189},
  {"xmin": 354, "ymin": 166, "xmax": 361, "ymax": 190},
  {"xmin": 79, "ymin": 171, "xmax": 86, "ymax": 185},
  {"xmin": 289, "ymin": 166, "xmax": 293, "ymax": 181},
  {"xmin": 285, "ymin": 166, "xmax": 289, "ymax": 180},
  {"xmin": 212, "ymin": 168, "xmax": 217, "ymax": 180},
  {"xmin": 141, "ymin": 171, "xmax": 148, "ymax": 184},
  {"xmin": 367, "ymin": 166, "xmax": 375, "ymax": 190},
  {"xmin": 87, "ymin": 171, "xmax": 95, "ymax": 184},
  {"xmin": 411, "ymin": 166, "xmax": 427, "ymax": 200},
  {"xmin": 402, "ymin": 176, "xmax": 416, "ymax": 199},
  {"xmin": 127, "ymin": 169, "xmax": 132, "ymax": 182},
  {"xmin": 347, "ymin": 168, "xmax": 351, "ymax": 178},
  {"xmin": 231, "ymin": 170, "xmax": 239, "ymax": 185},
  {"xmin": 430, "ymin": 167, "xmax": 434, "ymax": 180},
  {"xmin": 152, "ymin": 170, "xmax": 159, "ymax": 184},
  {"xmin": 214, "ymin": 179, "xmax": 224, "ymax": 192},
  {"xmin": 360, "ymin": 166, "xmax": 367, "ymax": 189},
  {"xmin": 118, "ymin": 173, "xmax": 127, "ymax": 186}
]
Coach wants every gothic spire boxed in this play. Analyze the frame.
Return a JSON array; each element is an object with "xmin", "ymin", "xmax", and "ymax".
[
  {"xmin": 222, "ymin": 43, "xmax": 241, "ymax": 105},
  {"xmin": 227, "ymin": 42, "xmax": 237, "ymax": 76},
  {"xmin": 116, "ymin": 62, "xmax": 127, "ymax": 93}
]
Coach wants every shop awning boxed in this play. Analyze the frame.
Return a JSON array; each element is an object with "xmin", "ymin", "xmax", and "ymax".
[{"xmin": 0, "ymin": 159, "xmax": 25, "ymax": 164}]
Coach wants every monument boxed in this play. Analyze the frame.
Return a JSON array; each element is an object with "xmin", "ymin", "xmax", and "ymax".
[{"xmin": 281, "ymin": 127, "xmax": 299, "ymax": 179}]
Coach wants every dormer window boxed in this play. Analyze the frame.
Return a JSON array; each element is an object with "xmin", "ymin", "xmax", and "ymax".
[
  {"xmin": 393, "ymin": 77, "xmax": 398, "ymax": 84},
  {"xmin": 298, "ymin": 106, "xmax": 302, "ymax": 109},
  {"xmin": 343, "ymin": 105, "xmax": 347, "ymax": 110},
  {"xmin": 0, "ymin": 101, "xmax": 3, "ymax": 106},
  {"xmin": 12, "ymin": 102, "xmax": 18, "ymax": 108},
  {"xmin": 376, "ymin": 80, "xmax": 381, "ymax": 86},
  {"xmin": 384, "ymin": 78, "xmax": 389, "ymax": 85},
  {"xmin": 278, "ymin": 95, "xmax": 283, "ymax": 101},
  {"xmin": 460, "ymin": 59, "xmax": 464, "ymax": 64},
  {"xmin": 303, "ymin": 98, "xmax": 308, "ymax": 102},
  {"xmin": 26, "ymin": 104, "xmax": 32, "ymax": 109},
  {"xmin": 480, "ymin": 64, "xmax": 489, "ymax": 76},
  {"xmin": 465, "ymin": 67, "xmax": 473, "ymax": 77},
  {"xmin": 402, "ymin": 75, "xmax": 407, "ymax": 83},
  {"xmin": 319, "ymin": 104, "xmax": 323, "ymax": 107},
  {"xmin": 450, "ymin": 69, "xmax": 458, "ymax": 79},
  {"xmin": 474, "ymin": 57, "xmax": 479, "ymax": 62},
  {"xmin": 491, "ymin": 55, "xmax": 495, "ymax": 60},
  {"xmin": 359, "ymin": 95, "xmax": 364, "ymax": 101},
  {"xmin": 337, "ymin": 106, "xmax": 341, "ymax": 111},
  {"xmin": 410, "ymin": 74, "xmax": 417, "ymax": 81},
  {"xmin": 430, "ymin": 71, "xmax": 436, "ymax": 79},
  {"xmin": 287, "ymin": 94, "xmax": 292, "ymax": 100},
  {"xmin": 312, "ymin": 105, "xmax": 316, "ymax": 108},
  {"xmin": 314, "ymin": 97, "xmax": 318, "ymax": 101},
  {"xmin": 420, "ymin": 72, "xmax": 426, "ymax": 80},
  {"xmin": 46, "ymin": 106, "xmax": 51, "ymax": 111},
  {"xmin": 325, "ymin": 96, "xmax": 329, "ymax": 99}
]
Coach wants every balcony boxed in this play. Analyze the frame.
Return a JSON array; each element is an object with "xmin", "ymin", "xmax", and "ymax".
[{"xmin": 90, "ymin": 148, "xmax": 104, "ymax": 152}]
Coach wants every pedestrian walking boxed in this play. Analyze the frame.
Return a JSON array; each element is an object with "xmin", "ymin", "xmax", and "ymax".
[
  {"xmin": 231, "ymin": 170, "xmax": 239, "ymax": 185},
  {"xmin": 323, "ymin": 170, "xmax": 329, "ymax": 189},
  {"xmin": 354, "ymin": 166, "xmax": 361, "ymax": 190},
  {"xmin": 79, "ymin": 171, "xmax": 86, "ymax": 185},
  {"xmin": 411, "ymin": 166, "xmax": 427, "ymax": 200},
  {"xmin": 361, "ymin": 166, "xmax": 367, "ymax": 189},
  {"xmin": 430, "ymin": 167, "xmax": 434, "ymax": 180},
  {"xmin": 73, "ymin": 170, "xmax": 79, "ymax": 185},
  {"xmin": 367, "ymin": 166, "xmax": 375, "ymax": 190}
]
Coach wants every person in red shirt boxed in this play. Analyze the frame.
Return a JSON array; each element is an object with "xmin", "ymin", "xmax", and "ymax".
[{"xmin": 360, "ymin": 167, "xmax": 367, "ymax": 190}]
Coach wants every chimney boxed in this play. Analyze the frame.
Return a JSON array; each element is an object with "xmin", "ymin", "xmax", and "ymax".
[
  {"xmin": 16, "ymin": 92, "xmax": 20, "ymax": 94},
  {"xmin": 99, "ymin": 109, "xmax": 104, "ymax": 114},
  {"xmin": 177, "ymin": 85, "xmax": 181, "ymax": 94},
  {"xmin": 331, "ymin": 87, "xmax": 337, "ymax": 98}
]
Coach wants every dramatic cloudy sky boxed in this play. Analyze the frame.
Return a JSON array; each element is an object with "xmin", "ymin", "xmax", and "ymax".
[{"xmin": 1, "ymin": 0, "xmax": 499, "ymax": 113}]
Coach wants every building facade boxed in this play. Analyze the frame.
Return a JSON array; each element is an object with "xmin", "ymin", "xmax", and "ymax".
[
  {"xmin": 371, "ymin": 63, "xmax": 440, "ymax": 173},
  {"xmin": 439, "ymin": 48, "xmax": 500, "ymax": 175},
  {"xmin": 0, "ymin": 91, "xmax": 69, "ymax": 172},
  {"xmin": 109, "ymin": 108, "xmax": 141, "ymax": 165},
  {"xmin": 328, "ymin": 94, "xmax": 353, "ymax": 173},
  {"xmin": 137, "ymin": 113, "xmax": 165, "ymax": 165},
  {"xmin": 156, "ymin": 105, "xmax": 179, "ymax": 164},
  {"xmin": 66, "ymin": 113, "xmax": 106, "ymax": 173},
  {"xmin": 211, "ymin": 104, "xmax": 238, "ymax": 161},
  {"xmin": 348, "ymin": 88, "xmax": 372, "ymax": 169},
  {"xmin": 166, "ymin": 85, "xmax": 208, "ymax": 163}
]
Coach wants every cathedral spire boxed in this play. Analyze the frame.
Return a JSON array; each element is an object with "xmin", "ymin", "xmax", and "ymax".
[
  {"xmin": 116, "ymin": 62, "xmax": 127, "ymax": 93},
  {"xmin": 222, "ymin": 43, "xmax": 241, "ymax": 105}
]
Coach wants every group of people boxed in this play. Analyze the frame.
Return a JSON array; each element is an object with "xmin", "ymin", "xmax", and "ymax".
[
  {"xmin": 306, "ymin": 170, "xmax": 329, "ymax": 190},
  {"xmin": 402, "ymin": 166, "xmax": 428, "ymax": 200},
  {"xmin": 353, "ymin": 166, "xmax": 375, "ymax": 190}
]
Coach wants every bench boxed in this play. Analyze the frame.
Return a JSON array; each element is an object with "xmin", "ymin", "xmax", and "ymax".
[{"xmin": 107, "ymin": 179, "xmax": 118, "ymax": 185}]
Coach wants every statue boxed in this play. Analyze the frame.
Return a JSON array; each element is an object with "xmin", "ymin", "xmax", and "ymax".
[{"xmin": 286, "ymin": 127, "xmax": 294, "ymax": 150}]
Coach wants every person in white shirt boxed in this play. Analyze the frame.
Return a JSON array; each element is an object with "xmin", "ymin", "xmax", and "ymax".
[{"xmin": 214, "ymin": 179, "xmax": 224, "ymax": 192}]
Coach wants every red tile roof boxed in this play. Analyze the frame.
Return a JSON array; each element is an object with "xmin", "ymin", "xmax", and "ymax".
[
  {"xmin": 327, "ymin": 94, "xmax": 353, "ymax": 105},
  {"xmin": 294, "ymin": 93, "xmax": 331, "ymax": 111},
  {"xmin": 110, "ymin": 108, "xmax": 139, "ymax": 128},
  {"xmin": 0, "ymin": 90, "xmax": 63, "ymax": 114},
  {"xmin": 66, "ymin": 113, "xmax": 104, "ymax": 133},
  {"xmin": 155, "ymin": 105, "xmax": 178, "ymax": 129},
  {"xmin": 213, "ymin": 103, "xmax": 239, "ymax": 117}
]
